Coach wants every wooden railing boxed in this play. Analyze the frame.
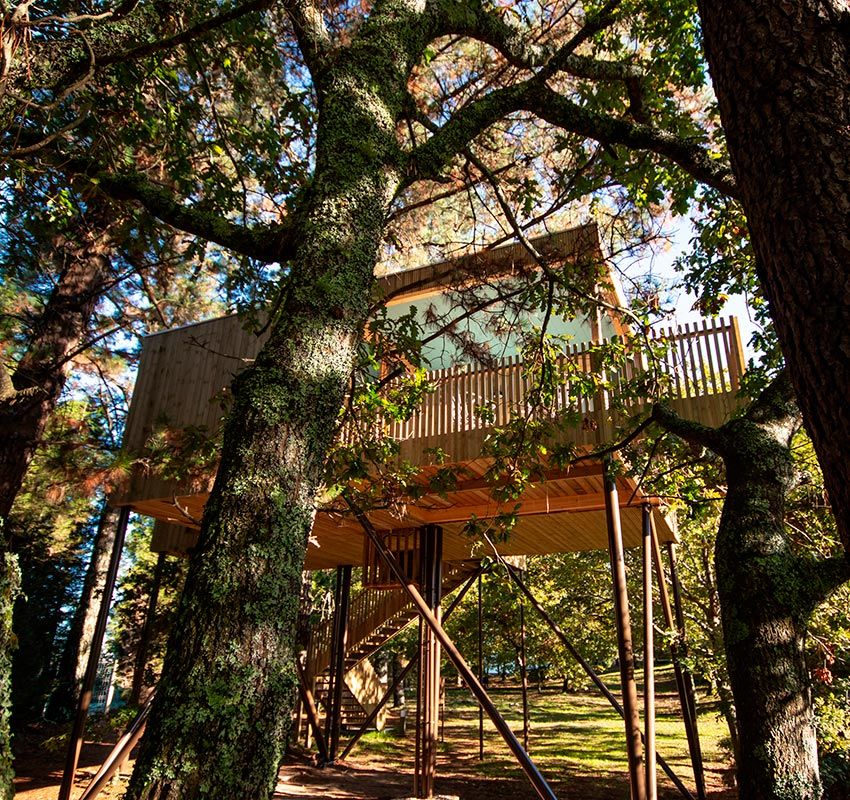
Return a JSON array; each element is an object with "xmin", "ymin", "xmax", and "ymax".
[
  {"xmin": 306, "ymin": 562, "xmax": 473, "ymax": 679},
  {"xmin": 343, "ymin": 316, "xmax": 744, "ymax": 461}
]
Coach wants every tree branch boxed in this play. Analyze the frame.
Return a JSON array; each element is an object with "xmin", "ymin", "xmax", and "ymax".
[
  {"xmin": 407, "ymin": 78, "xmax": 738, "ymax": 198},
  {"xmin": 281, "ymin": 0, "xmax": 332, "ymax": 79},
  {"xmin": 797, "ymin": 552, "xmax": 850, "ymax": 614},
  {"xmin": 652, "ymin": 402, "xmax": 725, "ymax": 453},
  {"xmin": 64, "ymin": 160, "xmax": 295, "ymax": 263}
]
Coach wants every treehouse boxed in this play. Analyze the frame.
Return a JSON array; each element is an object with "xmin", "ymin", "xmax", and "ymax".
[{"xmin": 64, "ymin": 223, "xmax": 746, "ymax": 800}]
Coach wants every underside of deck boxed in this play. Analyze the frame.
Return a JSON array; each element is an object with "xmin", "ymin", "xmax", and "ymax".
[{"xmin": 141, "ymin": 458, "xmax": 675, "ymax": 568}]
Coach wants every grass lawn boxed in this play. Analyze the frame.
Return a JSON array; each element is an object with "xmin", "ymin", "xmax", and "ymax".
[{"xmin": 343, "ymin": 664, "xmax": 735, "ymax": 799}]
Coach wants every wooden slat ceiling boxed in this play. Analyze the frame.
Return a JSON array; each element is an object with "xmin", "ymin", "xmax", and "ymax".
[{"xmin": 141, "ymin": 462, "xmax": 676, "ymax": 569}]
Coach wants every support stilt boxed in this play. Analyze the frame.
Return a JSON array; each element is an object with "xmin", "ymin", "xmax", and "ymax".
[
  {"xmin": 328, "ymin": 565, "xmax": 352, "ymax": 763},
  {"xmin": 477, "ymin": 571, "xmax": 484, "ymax": 761},
  {"xmin": 77, "ymin": 698, "xmax": 152, "ymax": 800},
  {"xmin": 59, "ymin": 506, "xmax": 131, "ymax": 800},
  {"xmin": 520, "ymin": 591, "xmax": 530, "ymax": 753},
  {"xmin": 416, "ymin": 524, "xmax": 442, "ymax": 798},
  {"xmin": 503, "ymin": 561, "xmax": 695, "ymax": 800},
  {"xmin": 346, "ymin": 500, "xmax": 557, "ymax": 800},
  {"xmin": 666, "ymin": 542, "xmax": 706, "ymax": 800},
  {"xmin": 642, "ymin": 505, "xmax": 657, "ymax": 800},
  {"xmin": 340, "ymin": 565, "xmax": 481, "ymax": 761},
  {"xmin": 603, "ymin": 458, "xmax": 646, "ymax": 800}
]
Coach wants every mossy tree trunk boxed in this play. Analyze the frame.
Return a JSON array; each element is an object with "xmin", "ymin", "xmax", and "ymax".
[
  {"xmin": 696, "ymin": 0, "xmax": 850, "ymax": 557},
  {"xmin": 125, "ymin": 5, "xmax": 435, "ymax": 797},
  {"xmin": 655, "ymin": 374, "xmax": 850, "ymax": 800}
]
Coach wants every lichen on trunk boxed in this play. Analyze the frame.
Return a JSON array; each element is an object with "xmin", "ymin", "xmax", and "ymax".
[
  {"xmin": 125, "ymin": 7, "xmax": 433, "ymax": 792},
  {"xmin": 654, "ymin": 373, "xmax": 850, "ymax": 800}
]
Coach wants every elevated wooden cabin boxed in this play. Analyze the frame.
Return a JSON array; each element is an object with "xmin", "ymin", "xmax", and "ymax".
[
  {"xmin": 113, "ymin": 223, "xmax": 745, "ymax": 566},
  {"xmin": 86, "ymin": 223, "xmax": 745, "ymax": 799}
]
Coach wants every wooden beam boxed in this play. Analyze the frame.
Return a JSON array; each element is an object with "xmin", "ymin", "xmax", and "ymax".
[
  {"xmin": 603, "ymin": 459, "xmax": 645, "ymax": 800},
  {"xmin": 407, "ymin": 491, "xmax": 654, "ymax": 525}
]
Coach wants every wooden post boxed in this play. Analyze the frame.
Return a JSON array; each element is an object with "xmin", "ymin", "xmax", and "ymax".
[
  {"xmin": 328, "ymin": 565, "xmax": 352, "ymax": 762},
  {"xmin": 339, "ymin": 565, "xmax": 483, "ymax": 762},
  {"xmin": 77, "ymin": 698, "xmax": 152, "ymax": 800},
  {"xmin": 346, "ymin": 502, "xmax": 557, "ymax": 800},
  {"xmin": 642, "ymin": 506, "xmax": 657, "ymax": 800},
  {"xmin": 477, "ymin": 570, "xmax": 484, "ymax": 761},
  {"xmin": 416, "ymin": 525, "xmax": 442, "ymax": 798},
  {"xmin": 59, "ymin": 506, "xmax": 131, "ymax": 800},
  {"xmin": 603, "ymin": 459, "xmax": 646, "ymax": 800},
  {"xmin": 667, "ymin": 542, "xmax": 707, "ymax": 799},
  {"xmin": 520, "ymin": 592, "xmax": 530, "ymax": 754}
]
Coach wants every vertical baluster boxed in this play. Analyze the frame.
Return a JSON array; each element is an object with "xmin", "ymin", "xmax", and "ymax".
[
  {"xmin": 701, "ymin": 319, "xmax": 719, "ymax": 394},
  {"xmin": 711, "ymin": 318, "xmax": 729, "ymax": 392}
]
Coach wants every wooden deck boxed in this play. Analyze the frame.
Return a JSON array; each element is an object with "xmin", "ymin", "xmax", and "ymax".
[
  {"xmin": 113, "ymin": 226, "xmax": 746, "ymax": 566},
  {"xmin": 115, "ymin": 314, "xmax": 744, "ymax": 560}
]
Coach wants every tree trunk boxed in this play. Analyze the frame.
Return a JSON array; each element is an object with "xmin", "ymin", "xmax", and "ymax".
[
  {"xmin": 130, "ymin": 552, "xmax": 167, "ymax": 706},
  {"xmin": 715, "ymin": 416, "xmax": 820, "ymax": 799},
  {"xmin": 696, "ymin": 0, "xmax": 850, "ymax": 556},
  {"xmin": 46, "ymin": 506, "xmax": 119, "ymax": 720},
  {"xmin": 655, "ymin": 375, "xmax": 850, "ymax": 799},
  {"xmin": 124, "ymin": 12, "xmax": 431, "ymax": 791},
  {"xmin": 0, "ymin": 222, "xmax": 114, "ymax": 520}
]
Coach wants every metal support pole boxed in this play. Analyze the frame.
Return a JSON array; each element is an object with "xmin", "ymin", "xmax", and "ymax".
[
  {"xmin": 329, "ymin": 565, "xmax": 352, "ymax": 762},
  {"xmin": 503, "ymin": 561, "xmax": 695, "ymax": 800},
  {"xmin": 59, "ymin": 506, "xmax": 131, "ymax": 800},
  {"xmin": 666, "ymin": 542, "xmax": 706, "ymax": 799},
  {"xmin": 520, "ymin": 592, "xmax": 530, "ymax": 754},
  {"xmin": 603, "ymin": 459, "xmax": 646, "ymax": 800},
  {"xmin": 416, "ymin": 524, "xmax": 442, "ymax": 798},
  {"xmin": 324, "ymin": 569, "xmax": 342, "ymax": 743},
  {"xmin": 642, "ymin": 506, "xmax": 657, "ymax": 800},
  {"xmin": 477, "ymin": 571, "xmax": 484, "ymax": 761},
  {"xmin": 346, "ymin": 500, "xmax": 557, "ymax": 800}
]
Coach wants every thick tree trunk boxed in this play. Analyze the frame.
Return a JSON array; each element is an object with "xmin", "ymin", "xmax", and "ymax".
[
  {"xmin": 696, "ymin": 0, "xmax": 850, "ymax": 555},
  {"xmin": 715, "ymin": 417, "xmax": 820, "ymax": 799},
  {"xmin": 46, "ymin": 506, "xmax": 119, "ymax": 720},
  {"xmin": 655, "ymin": 375, "xmax": 850, "ymax": 800},
  {"xmin": 124, "ymin": 10, "xmax": 431, "ymax": 791}
]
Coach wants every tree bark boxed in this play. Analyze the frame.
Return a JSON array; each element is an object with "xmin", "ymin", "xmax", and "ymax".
[
  {"xmin": 0, "ymin": 201, "xmax": 118, "ymax": 799},
  {"xmin": 0, "ymin": 212, "xmax": 116, "ymax": 521},
  {"xmin": 696, "ymin": 0, "xmax": 850, "ymax": 556},
  {"xmin": 125, "ymin": 7, "xmax": 432, "ymax": 794},
  {"xmin": 654, "ymin": 375, "xmax": 850, "ymax": 799},
  {"xmin": 47, "ymin": 506, "xmax": 120, "ymax": 719}
]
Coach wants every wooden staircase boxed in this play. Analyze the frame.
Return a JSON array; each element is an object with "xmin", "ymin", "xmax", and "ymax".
[{"xmin": 303, "ymin": 561, "xmax": 479, "ymax": 735}]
